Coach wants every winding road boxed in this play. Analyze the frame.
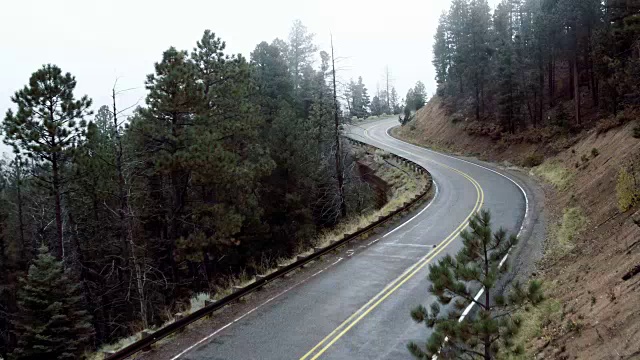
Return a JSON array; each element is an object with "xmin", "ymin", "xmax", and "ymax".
[{"xmin": 173, "ymin": 117, "xmax": 531, "ymax": 360}]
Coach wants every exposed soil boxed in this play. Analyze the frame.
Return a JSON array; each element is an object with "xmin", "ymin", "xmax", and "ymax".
[{"xmin": 394, "ymin": 98, "xmax": 640, "ymax": 360}]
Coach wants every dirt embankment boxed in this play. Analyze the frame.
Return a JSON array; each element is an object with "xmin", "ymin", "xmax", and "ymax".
[{"xmin": 394, "ymin": 98, "xmax": 640, "ymax": 360}]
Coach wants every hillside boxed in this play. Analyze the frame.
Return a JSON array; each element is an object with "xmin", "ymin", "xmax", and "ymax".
[{"xmin": 394, "ymin": 98, "xmax": 640, "ymax": 359}]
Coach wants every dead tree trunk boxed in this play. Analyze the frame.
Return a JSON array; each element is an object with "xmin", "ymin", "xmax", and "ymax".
[{"xmin": 331, "ymin": 35, "xmax": 347, "ymax": 218}]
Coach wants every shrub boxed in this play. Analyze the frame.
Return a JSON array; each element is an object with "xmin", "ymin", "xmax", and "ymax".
[
  {"xmin": 596, "ymin": 110, "xmax": 631, "ymax": 134},
  {"xmin": 581, "ymin": 154, "xmax": 590, "ymax": 163},
  {"xmin": 591, "ymin": 148, "xmax": 599, "ymax": 157},
  {"xmin": 633, "ymin": 124, "xmax": 640, "ymax": 139},
  {"xmin": 617, "ymin": 168, "xmax": 640, "ymax": 212},
  {"xmin": 522, "ymin": 153, "xmax": 544, "ymax": 167}
]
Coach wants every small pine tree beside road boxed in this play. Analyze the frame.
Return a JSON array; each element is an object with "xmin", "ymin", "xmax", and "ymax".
[{"xmin": 409, "ymin": 210, "xmax": 543, "ymax": 360}]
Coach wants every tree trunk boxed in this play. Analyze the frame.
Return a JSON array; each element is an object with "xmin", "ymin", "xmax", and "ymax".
[
  {"xmin": 569, "ymin": 59, "xmax": 575, "ymax": 100},
  {"xmin": 52, "ymin": 151, "xmax": 64, "ymax": 260},
  {"xmin": 475, "ymin": 73, "xmax": 481, "ymax": 121},
  {"xmin": 573, "ymin": 57, "xmax": 581, "ymax": 125},
  {"xmin": 15, "ymin": 162, "xmax": 26, "ymax": 260},
  {"xmin": 548, "ymin": 56, "xmax": 555, "ymax": 108},
  {"xmin": 331, "ymin": 35, "xmax": 347, "ymax": 219}
]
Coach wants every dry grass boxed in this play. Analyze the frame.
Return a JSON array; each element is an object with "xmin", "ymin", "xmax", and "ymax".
[
  {"xmin": 532, "ymin": 161, "xmax": 574, "ymax": 190},
  {"xmin": 90, "ymin": 332, "xmax": 144, "ymax": 360},
  {"xmin": 505, "ymin": 282, "xmax": 562, "ymax": 359},
  {"xmin": 314, "ymin": 150, "xmax": 428, "ymax": 249},
  {"xmin": 547, "ymin": 207, "xmax": 588, "ymax": 258}
]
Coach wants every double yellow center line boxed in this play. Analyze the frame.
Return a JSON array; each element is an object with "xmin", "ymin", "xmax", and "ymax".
[{"xmin": 299, "ymin": 156, "xmax": 485, "ymax": 360}]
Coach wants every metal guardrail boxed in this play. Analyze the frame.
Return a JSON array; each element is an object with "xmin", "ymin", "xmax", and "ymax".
[{"xmin": 106, "ymin": 138, "xmax": 432, "ymax": 359}]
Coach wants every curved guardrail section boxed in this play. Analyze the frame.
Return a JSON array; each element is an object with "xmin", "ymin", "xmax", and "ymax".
[{"xmin": 105, "ymin": 137, "xmax": 432, "ymax": 360}]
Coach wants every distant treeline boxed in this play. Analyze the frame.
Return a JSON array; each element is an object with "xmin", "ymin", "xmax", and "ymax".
[{"xmin": 433, "ymin": 0, "xmax": 640, "ymax": 133}]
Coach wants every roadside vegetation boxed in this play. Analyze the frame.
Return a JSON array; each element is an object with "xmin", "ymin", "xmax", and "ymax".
[
  {"xmin": 89, "ymin": 142, "xmax": 429, "ymax": 357},
  {"xmin": 532, "ymin": 161, "xmax": 574, "ymax": 191},
  {"xmin": 409, "ymin": 210, "xmax": 544, "ymax": 359}
]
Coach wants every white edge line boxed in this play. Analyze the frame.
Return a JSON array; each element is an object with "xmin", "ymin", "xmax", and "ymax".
[
  {"xmin": 382, "ymin": 180, "xmax": 439, "ymax": 239},
  {"xmin": 170, "ymin": 257, "xmax": 344, "ymax": 360},
  {"xmin": 379, "ymin": 125, "xmax": 530, "ymax": 320}
]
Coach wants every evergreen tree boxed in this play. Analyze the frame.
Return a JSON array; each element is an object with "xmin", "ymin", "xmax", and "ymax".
[
  {"xmin": 2, "ymin": 65, "xmax": 92, "ymax": 259},
  {"xmin": 409, "ymin": 211, "xmax": 543, "ymax": 360},
  {"xmin": 11, "ymin": 246, "xmax": 93, "ymax": 359},
  {"xmin": 390, "ymin": 87, "xmax": 402, "ymax": 114},
  {"xmin": 469, "ymin": 0, "xmax": 492, "ymax": 120},
  {"xmin": 347, "ymin": 77, "xmax": 371, "ymax": 118},
  {"xmin": 433, "ymin": 12, "xmax": 451, "ymax": 89},
  {"xmin": 370, "ymin": 96, "xmax": 382, "ymax": 116},
  {"xmin": 287, "ymin": 20, "xmax": 318, "ymax": 92},
  {"xmin": 448, "ymin": 0, "xmax": 471, "ymax": 95},
  {"xmin": 413, "ymin": 81, "xmax": 427, "ymax": 110},
  {"xmin": 494, "ymin": 1, "xmax": 524, "ymax": 133},
  {"xmin": 251, "ymin": 40, "xmax": 294, "ymax": 123}
]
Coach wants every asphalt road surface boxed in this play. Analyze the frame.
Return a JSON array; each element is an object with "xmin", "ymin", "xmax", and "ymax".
[{"xmin": 178, "ymin": 117, "xmax": 530, "ymax": 360}]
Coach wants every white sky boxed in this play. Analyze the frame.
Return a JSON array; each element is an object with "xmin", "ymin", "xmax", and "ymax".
[{"xmin": 0, "ymin": 0, "xmax": 500, "ymax": 156}]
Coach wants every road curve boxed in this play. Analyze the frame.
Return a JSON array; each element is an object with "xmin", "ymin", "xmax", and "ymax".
[{"xmin": 174, "ymin": 117, "xmax": 530, "ymax": 360}]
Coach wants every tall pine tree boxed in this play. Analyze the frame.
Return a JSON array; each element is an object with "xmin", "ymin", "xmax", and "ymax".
[{"xmin": 3, "ymin": 65, "xmax": 92, "ymax": 259}]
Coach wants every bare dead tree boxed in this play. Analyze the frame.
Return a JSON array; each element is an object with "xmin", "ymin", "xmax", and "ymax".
[{"xmin": 331, "ymin": 34, "xmax": 347, "ymax": 218}]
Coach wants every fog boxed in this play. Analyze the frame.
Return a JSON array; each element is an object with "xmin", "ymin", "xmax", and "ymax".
[{"xmin": 0, "ymin": 0, "xmax": 500, "ymax": 156}]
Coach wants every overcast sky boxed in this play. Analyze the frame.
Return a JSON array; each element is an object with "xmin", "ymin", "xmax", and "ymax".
[{"xmin": 0, "ymin": 0, "xmax": 501, "ymax": 156}]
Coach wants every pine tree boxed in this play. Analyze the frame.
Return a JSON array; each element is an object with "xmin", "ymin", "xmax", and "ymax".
[
  {"xmin": 413, "ymin": 81, "xmax": 427, "ymax": 110},
  {"xmin": 390, "ymin": 87, "xmax": 402, "ymax": 114},
  {"xmin": 433, "ymin": 12, "xmax": 451, "ymax": 90},
  {"xmin": 409, "ymin": 210, "xmax": 543, "ymax": 360},
  {"xmin": 287, "ymin": 20, "xmax": 318, "ymax": 92},
  {"xmin": 469, "ymin": 0, "xmax": 492, "ymax": 120},
  {"xmin": 448, "ymin": 0, "xmax": 471, "ymax": 95},
  {"xmin": 3, "ymin": 65, "xmax": 92, "ymax": 259},
  {"xmin": 370, "ymin": 96, "xmax": 383, "ymax": 116},
  {"xmin": 11, "ymin": 245, "xmax": 93, "ymax": 360}
]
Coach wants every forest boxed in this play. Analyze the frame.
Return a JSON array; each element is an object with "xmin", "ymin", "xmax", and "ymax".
[
  {"xmin": 432, "ymin": 0, "xmax": 640, "ymax": 135},
  {"xmin": 0, "ymin": 20, "xmax": 418, "ymax": 358}
]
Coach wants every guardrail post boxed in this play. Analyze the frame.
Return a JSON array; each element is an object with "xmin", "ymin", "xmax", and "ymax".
[
  {"xmin": 175, "ymin": 313, "xmax": 185, "ymax": 333},
  {"xmin": 141, "ymin": 330, "xmax": 154, "ymax": 352}
]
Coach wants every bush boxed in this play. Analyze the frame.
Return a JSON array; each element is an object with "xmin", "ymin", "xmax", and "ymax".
[
  {"xmin": 596, "ymin": 111, "xmax": 631, "ymax": 134},
  {"xmin": 633, "ymin": 124, "xmax": 640, "ymax": 139},
  {"xmin": 581, "ymin": 154, "xmax": 590, "ymax": 163},
  {"xmin": 591, "ymin": 148, "xmax": 600, "ymax": 158},
  {"xmin": 522, "ymin": 153, "xmax": 544, "ymax": 167},
  {"xmin": 617, "ymin": 168, "xmax": 640, "ymax": 212}
]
